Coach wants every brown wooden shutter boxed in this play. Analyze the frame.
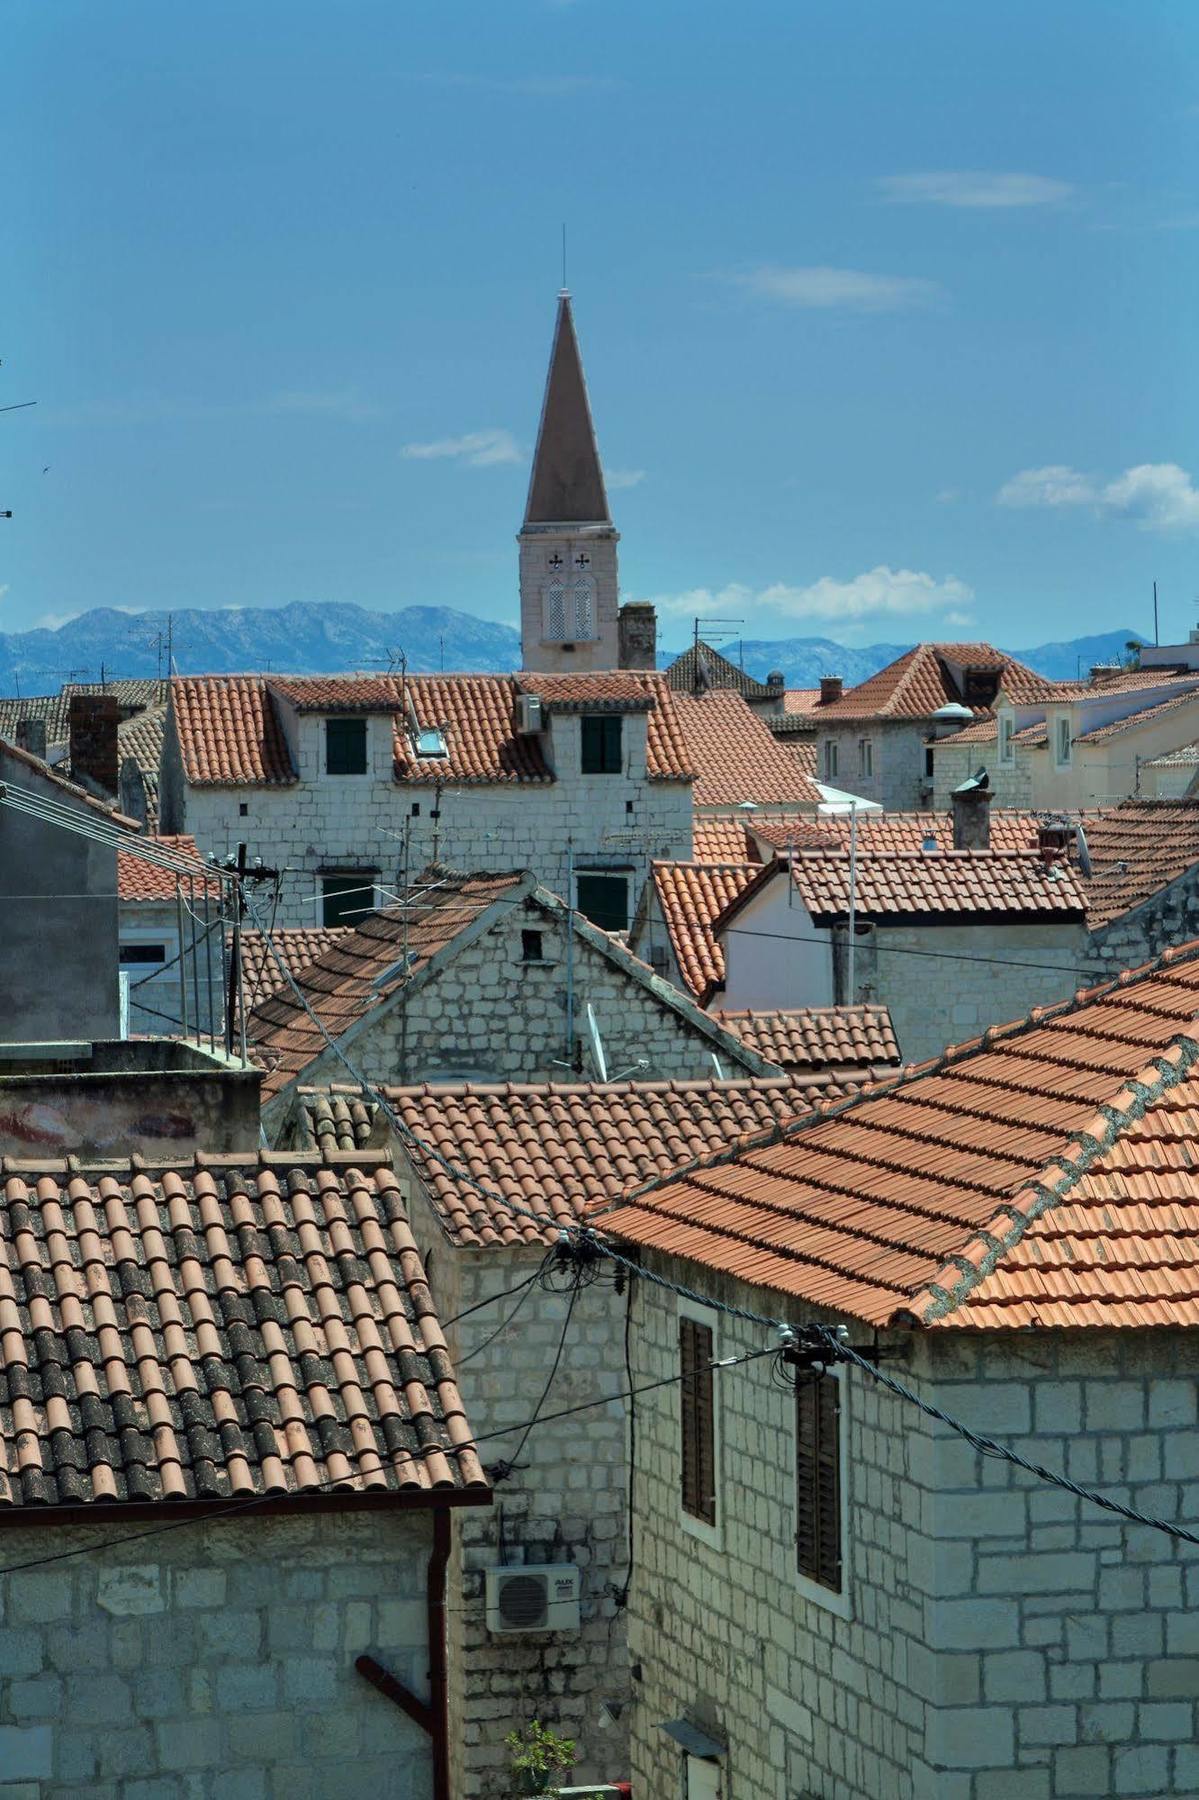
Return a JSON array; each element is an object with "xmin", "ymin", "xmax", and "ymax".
[
  {"xmin": 796, "ymin": 1372, "xmax": 842, "ymax": 1590},
  {"xmin": 680, "ymin": 1318, "xmax": 716, "ymax": 1525}
]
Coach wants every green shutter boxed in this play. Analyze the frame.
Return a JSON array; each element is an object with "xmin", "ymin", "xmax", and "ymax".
[
  {"xmin": 326, "ymin": 718, "xmax": 368, "ymax": 775},
  {"xmin": 581, "ymin": 714, "xmax": 623, "ymax": 774},
  {"xmin": 575, "ymin": 874, "xmax": 628, "ymax": 933}
]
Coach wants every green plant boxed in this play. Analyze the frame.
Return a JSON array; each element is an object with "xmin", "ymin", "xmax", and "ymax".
[{"xmin": 504, "ymin": 1720, "xmax": 578, "ymax": 1796}]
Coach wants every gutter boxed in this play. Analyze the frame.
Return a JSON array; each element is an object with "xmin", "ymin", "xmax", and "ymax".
[{"xmin": 355, "ymin": 1509, "xmax": 454, "ymax": 1800}]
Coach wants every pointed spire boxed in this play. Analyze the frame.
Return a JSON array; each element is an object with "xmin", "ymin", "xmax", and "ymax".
[{"xmin": 523, "ymin": 292, "xmax": 610, "ymax": 526}]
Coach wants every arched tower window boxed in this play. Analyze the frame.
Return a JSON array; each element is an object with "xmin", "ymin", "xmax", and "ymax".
[
  {"xmin": 572, "ymin": 576, "xmax": 596, "ymax": 641},
  {"xmin": 543, "ymin": 579, "xmax": 568, "ymax": 642}
]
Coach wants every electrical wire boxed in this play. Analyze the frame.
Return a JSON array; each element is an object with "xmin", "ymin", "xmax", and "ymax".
[
  {"xmin": 454, "ymin": 1277, "xmax": 539, "ymax": 1368},
  {"xmin": 440, "ymin": 1267, "xmax": 544, "ymax": 1333},
  {"xmin": 487, "ymin": 1284, "xmax": 579, "ymax": 1484}
]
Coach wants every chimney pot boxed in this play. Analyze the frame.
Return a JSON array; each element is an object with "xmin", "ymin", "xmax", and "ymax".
[
  {"xmin": 1089, "ymin": 663, "xmax": 1122, "ymax": 686},
  {"xmin": 767, "ymin": 671, "xmax": 785, "ymax": 690},
  {"xmin": 820, "ymin": 675, "xmax": 844, "ymax": 706},
  {"xmin": 618, "ymin": 602, "xmax": 657, "ymax": 672},
  {"xmin": 951, "ymin": 786, "xmax": 992, "ymax": 851},
  {"xmin": 68, "ymin": 694, "xmax": 120, "ymax": 798}
]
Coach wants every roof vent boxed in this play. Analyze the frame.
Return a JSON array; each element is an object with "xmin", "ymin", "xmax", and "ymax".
[{"xmin": 921, "ymin": 832, "xmax": 939, "ymax": 854}]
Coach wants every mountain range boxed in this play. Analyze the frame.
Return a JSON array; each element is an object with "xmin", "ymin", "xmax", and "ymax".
[{"xmin": 0, "ymin": 602, "xmax": 1148, "ymax": 694}]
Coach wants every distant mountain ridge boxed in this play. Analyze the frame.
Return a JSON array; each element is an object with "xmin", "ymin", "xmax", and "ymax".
[{"xmin": 0, "ymin": 602, "xmax": 1147, "ymax": 694}]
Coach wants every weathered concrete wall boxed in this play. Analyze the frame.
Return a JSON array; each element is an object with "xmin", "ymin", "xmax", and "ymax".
[
  {"xmin": 625, "ymin": 1251, "xmax": 1199, "ymax": 1799},
  {"xmin": 404, "ymin": 1228, "xmax": 630, "ymax": 1800},
  {"xmin": 0, "ymin": 749, "xmax": 119, "ymax": 1042},
  {"xmin": 0, "ymin": 1508, "xmax": 437, "ymax": 1799}
]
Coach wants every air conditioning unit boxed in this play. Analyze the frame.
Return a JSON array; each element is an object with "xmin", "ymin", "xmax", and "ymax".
[
  {"xmin": 515, "ymin": 694, "xmax": 544, "ymax": 735},
  {"xmin": 485, "ymin": 1563, "xmax": 581, "ymax": 1634}
]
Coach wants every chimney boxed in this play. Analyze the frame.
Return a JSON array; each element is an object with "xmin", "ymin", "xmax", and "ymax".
[
  {"xmin": 69, "ymin": 694, "xmax": 120, "ymax": 798},
  {"xmin": 618, "ymin": 601, "xmax": 657, "ymax": 671},
  {"xmin": 1037, "ymin": 821, "xmax": 1072, "ymax": 868},
  {"xmin": 1089, "ymin": 664, "xmax": 1122, "ymax": 686},
  {"xmin": 767, "ymin": 671, "xmax": 785, "ymax": 692},
  {"xmin": 15, "ymin": 717, "xmax": 48, "ymax": 761},
  {"xmin": 820, "ymin": 675, "xmax": 844, "ymax": 706},
  {"xmin": 951, "ymin": 785, "xmax": 992, "ymax": 851}
]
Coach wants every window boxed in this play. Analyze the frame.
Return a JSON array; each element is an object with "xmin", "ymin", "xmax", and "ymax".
[
  {"xmin": 521, "ymin": 929, "xmax": 543, "ymax": 962},
  {"xmin": 824, "ymin": 740, "xmax": 838, "ymax": 780},
  {"xmin": 322, "ymin": 873, "xmax": 376, "ymax": 927},
  {"xmin": 796, "ymin": 1371, "xmax": 842, "ymax": 1594},
  {"xmin": 581, "ymin": 714, "xmax": 623, "ymax": 774},
  {"xmin": 239, "ymin": 802, "xmax": 249, "ymax": 817},
  {"xmin": 571, "ymin": 577, "xmax": 596, "ymax": 641},
  {"xmin": 858, "ymin": 738, "xmax": 873, "ymax": 778},
  {"xmin": 680, "ymin": 1316, "xmax": 717, "ymax": 1527},
  {"xmin": 326, "ymin": 717, "xmax": 367, "ymax": 775},
  {"xmin": 924, "ymin": 745, "xmax": 935, "ymax": 779},
  {"xmin": 543, "ymin": 579, "xmax": 568, "ymax": 643},
  {"xmin": 1056, "ymin": 716, "xmax": 1072, "ymax": 765},
  {"xmin": 574, "ymin": 873, "xmax": 628, "ymax": 933},
  {"xmin": 542, "ymin": 574, "xmax": 597, "ymax": 643},
  {"xmin": 119, "ymin": 942, "xmax": 167, "ymax": 966},
  {"xmin": 999, "ymin": 716, "xmax": 1014, "ymax": 764}
]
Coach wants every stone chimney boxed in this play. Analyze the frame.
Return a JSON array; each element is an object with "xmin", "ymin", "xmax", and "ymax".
[
  {"xmin": 618, "ymin": 601, "xmax": 657, "ymax": 671},
  {"xmin": 15, "ymin": 717, "xmax": 48, "ymax": 761},
  {"xmin": 1037, "ymin": 820, "xmax": 1072, "ymax": 868},
  {"xmin": 820, "ymin": 675, "xmax": 844, "ymax": 706},
  {"xmin": 767, "ymin": 671, "xmax": 785, "ymax": 692},
  {"xmin": 951, "ymin": 785, "xmax": 992, "ymax": 851},
  {"xmin": 69, "ymin": 694, "xmax": 120, "ymax": 798}
]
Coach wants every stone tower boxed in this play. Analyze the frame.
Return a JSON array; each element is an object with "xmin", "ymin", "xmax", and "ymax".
[{"xmin": 519, "ymin": 292, "xmax": 621, "ymax": 672}]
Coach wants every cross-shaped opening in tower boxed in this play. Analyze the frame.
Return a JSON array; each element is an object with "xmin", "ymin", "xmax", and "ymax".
[
  {"xmin": 574, "ymin": 552, "xmax": 590, "ymax": 569},
  {"xmin": 548, "ymin": 553, "xmax": 564, "ymax": 569}
]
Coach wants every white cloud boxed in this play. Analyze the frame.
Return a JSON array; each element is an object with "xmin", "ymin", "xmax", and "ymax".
[
  {"xmin": 641, "ymin": 565, "xmax": 973, "ymax": 626},
  {"xmin": 997, "ymin": 461, "xmax": 1199, "ymax": 531},
  {"xmin": 879, "ymin": 172, "xmax": 1073, "ymax": 208},
  {"xmin": 267, "ymin": 389, "xmax": 383, "ymax": 423},
  {"xmin": 726, "ymin": 265, "xmax": 942, "ymax": 313},
  {"xmin": 400, "ymin": 428, "xmax": 523, "ymax": 468},
  {"xmin": 935, "ymin": 487, "xmax": 960, "ymax": 505},
  {"xmin": 32, "ymin": 609, "xmax": 81, "ymax": 631},
  {"xmin": 607, "ymin": 468, "xmax": 645, "ymax": 491}
]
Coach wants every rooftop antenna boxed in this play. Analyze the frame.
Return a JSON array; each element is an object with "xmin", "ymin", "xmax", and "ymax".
[
  {"xmin": 1154, "ymin": 578, "xmax": 1159, "ymax": 647},
  {"xmin": 562, "ymin": 222, "xmax": 567, "ymax": 292}
]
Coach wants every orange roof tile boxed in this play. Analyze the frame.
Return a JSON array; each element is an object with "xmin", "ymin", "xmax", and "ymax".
[
  {"xmin": 812, "ymin": 642, "xmax": 1054, "ymax": 722},
  {"xmin": 267, "ymin": 676, "xmax": 404, "ymax": 712},
  {"xmin": 750, "ymin": 809, "xmax": 1045, "ymax": 855},
  {"xmin": 783, "ymin": 689, "xmax": 821, "ymax": 715},
  {"xmin": 171, "ymin": 676, "xmax": 297, "ymax": 786},
  {"xmin": 393, "ymin": 676, "xmax": 551, "ymax": 784},
  {"xmin": 1081, "ymin": 800, "xmax": 1199, "ymax": 927},
  {"xmin": 599, "ymin": 939, "xmax": 1199, "ymax": 1330},
  {"xmin": 713, "ymin": 1005, "xmax": 901, "ymax": 1071},
  {"xmin": 1075, "ymin": 685, "xmax": 1199, "ymax": 744},
  {"xmin": 302, "ymin": 1075, "xmax": 858, "ymax": 1247},
  {"xmin": 649, "ymin": 861, "xmax": 760, "ymax": 1001},
  {"xmin": 518, "ymin": 671, "xmax": 692, "ymax": 781},
  {"xmin": 117, "ymin": 835, "xmax": 214, "ymax": 902},
  {"xmin": 248, "ymin": 870, "xmax": 528, "ymax": 1099},
  {"xmin": 671, "ymin": 688, "xmax": 822, "ymax": 806},
  {"xmin": 785, "ymin": 847, "xmax": 1088, "ymax": 923},
  {"xmin": 0, "ymin": 1154, "xmax": 486, "ymax": 1507},
  {"xmin": 663, "ymin": 642, "xmax": 775, "ymax": 700},
  {"xmin": 237, "ymin": 925, "xmax": 352, "ymax": 1006},
  {"xmin": 692, "ymin": 817, "xmax": 757, "ymax": 862}
]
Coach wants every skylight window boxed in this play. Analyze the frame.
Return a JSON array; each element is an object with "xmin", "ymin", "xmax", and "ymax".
[{"xmin": 413, "ymin": 726, "xmax": 449, "ymax": 760}]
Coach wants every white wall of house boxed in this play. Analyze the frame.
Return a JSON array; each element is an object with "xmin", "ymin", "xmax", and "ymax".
[
  {"xmin": 624, "ymin": 1249, "xmax": 1199, "ymax": 1800},
  {"xmin": 716, "ymin": 879, "xmax": 834, "ymax": 1012},
  {"xmin": 164, "ymin": 708, "xmax": 691, "ymax": 928}
]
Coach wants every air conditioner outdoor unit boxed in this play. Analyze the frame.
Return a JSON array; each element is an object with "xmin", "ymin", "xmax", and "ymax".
[
  {"xmin": 485, "ymin": 1563, "xmax": 581, "ymax": 1634},
  {"xmin": 515, "ymin": 694, "xmax": 544, "ymax": 735}
]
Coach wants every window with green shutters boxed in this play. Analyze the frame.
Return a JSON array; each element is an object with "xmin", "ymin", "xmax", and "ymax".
[
  {"xmin": 322, "ymin": 873, "xmax": 376, "ymax": 927},
  {"xmin": 326, "ymin": 717, "xmax": 368, "ymax": 775},
  {"xmin": 796, "ymin": 1372, "xmax": 842, "ymax": 1591},
  {"xmin": 580, "ymin": 714, "xmax": 623, "ymax": 774},
  {"xmin": 680, "ymin": 1317, "xmax": 716, "ymax": 1526},
  {"xmin": 574, "ymin": 873, "xmax": 628, "ymax": 934}
]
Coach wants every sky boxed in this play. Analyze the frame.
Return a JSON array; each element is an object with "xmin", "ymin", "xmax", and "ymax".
[{"xmin": 2, "ymin": 0, "xmax": 1198, "ymax": 653}]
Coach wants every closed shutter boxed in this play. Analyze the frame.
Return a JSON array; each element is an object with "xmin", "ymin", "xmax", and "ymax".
[
  {"xmin": 544, "ymin": 580, "xmax": 568, "ymax": 642},
  {"xmin": 680, "ymin": 1317, "xmax": 716, "ymax": 1525},
  {"xmin": 572, "ymin": 577, "xmax": 595, "ymax": 641},
  {"xmin": 796, "ymin": 1373, "xmax": 841, "ymax": 1590}
]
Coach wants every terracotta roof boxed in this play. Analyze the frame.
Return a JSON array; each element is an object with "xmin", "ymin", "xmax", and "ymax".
[
  {"xmin": 0, "ymin": 736, "xmax": 140, "ymax": 827},
  {"xmin": 267, "ymin": 677, "xmax": 403, "ymax": 713},
  {"xmin": 305, "ymin": 1076, "xmax": 850, "ymax": 1247},
  {"xmin": 65, "ymin": 678, "xmax": 170, "ymax": 711},
  {"xmin": 392, "ymin": 676, "xmax": 551, "ymax": 785},
  {"xmin": 238, "ymin": 925, "xmax": 352, "ymax": 1006},
  {"xmin": 0, "ymin": 1153, "xmax": 486, "ymax": 1508},
  {"xmin": 663, "ymin": 642, "xmax": 774, "ymax": 701},
  {"xmin": 518, "ymin": 671, "xmax": 692, "ymax": 780},
  {"xmin": 671, "ymin": 688, "xmax": 822, "ymax": 807},
  {"xmin": 599, "ymin": 939, "xmax": 1199, "ymax": 1330},
  {"xmin": 712, "ymin": 1006, "xmax": 901, "ymax": 1071},
  {"xmin": 249, "ymin": 871, "xmax": 528, "ymax": 1099},
  {"xmin": 939, "ymin": 716, "xmax": 999, "ymax": 747},
  {"xmin": 692, "ymin": 817, "xmax": 756, "ymax": 862},
  {"xmin": 649, "ymin": 861, "xmax": 760, "ymax": 1001},
  {"xmin": 1075, "ymin": 685, "xmax": 1199, "ymax": 745},
  {"xmin": 786, "ymin": 847, "xmax": 1088, "ymax": 924},
  {"xmin": 750, "ymin": 809, "xmax": 1044, "ymax": 856},
  {"xmin": 0, "ymin": 680, "xmax": 167, "ymax": 753},
  {"xmin": 1143, "ymin": 744, "xmax": 1199, "ymax": 770},
  {"xmin": 813, "ymin": 643, "xmax": 1054, "ymax": 722},
  {"xmin": 171, "ymin": 677, "xmax": 297, "ymax": 787},
  {"xmin": 1081, "ymin": 800, "xmax": 1199, "ymax": 928},
  {"xmin": 116, "ymin": 704, "xmax": 166, "ymax": 804},
  {"xmin": 783, "ymin": 689, "xmax": 821, "ymax": 715},
  {"xmin": 117, "ymin": 835, "xmax": 213, "ymax": 902}
]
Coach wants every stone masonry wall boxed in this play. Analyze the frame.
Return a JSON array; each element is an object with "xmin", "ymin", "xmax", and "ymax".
[
  {"xmin": 0, "ymin": 1508, "xmax": 437, "ymax": 1799},
  {"xmin": 1082, "ymin": 869, "xmax": 1199, "ymax": 988},
  {"xmin": 849, "ymin": 920, "xmax": 1089, "ymax": 1063},
  {"xmin": 816, "ymin": 722, "xmax": 932, "ymax": 811},
  {"xmin": 933, "ymin": 740, "xmax": 1034, "ymax": 812},
  {"xmin": 166, "ymin": 710, "xmax": 691, "ymax": 930},
  {"xmin": 626, "ymin": 1251, "xmax": 1199, "ymax": 1799},
  {"xmin": 266, "ymin": 900, "xmax": 762, "ymax": 1118},
  {"xmin": 405, "ymin": 1234, "xmax": 630, "ymax": 1799}
]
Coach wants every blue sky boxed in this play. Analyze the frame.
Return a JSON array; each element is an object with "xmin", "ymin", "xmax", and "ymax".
[{"xmin": 2, "ymin": 0, "xmax": 1197, "ymax": 652}]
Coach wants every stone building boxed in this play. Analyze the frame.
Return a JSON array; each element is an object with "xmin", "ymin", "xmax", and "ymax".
[
  {"xmin": 247, "ymin": 867, "xmax": 777, "ymax": 1134},
  {"xmin": 0, "ymin": 1150, "xmax": 488, "ymax": 1799},
  {"xmin": 600, "ymin": 938, "xmax": 1199, "ymax": 1800},
  {"xmin": 286, "ymin": 1071, "xmax": 867, "ymax": 1798},
  {"xmin": 159, "ymin": 669, "xmax": 693, "ymax": 931},
  {"xmin": 932, "ymin": 669, "xmax": 1199, "ymax": 812},
  {"xmin": 116, "ymin": 833, "xmax": 224, "ymax": 1038},
  {"xmin": 808, "ymin": 644, "xmax": 1055, "ymax": 812}
]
